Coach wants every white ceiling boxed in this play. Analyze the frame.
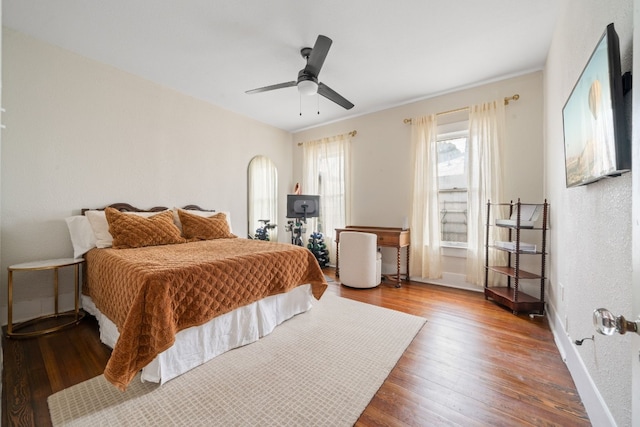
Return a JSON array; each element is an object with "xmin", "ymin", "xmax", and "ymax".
[{"xmin": 3, "ymin": 1, "xmax": 566, "ymax": 133}]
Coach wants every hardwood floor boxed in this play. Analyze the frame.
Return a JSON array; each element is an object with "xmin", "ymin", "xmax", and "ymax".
[{"xmin": 2, "ymin": 269, "xmax": 590, "ymax": 426}]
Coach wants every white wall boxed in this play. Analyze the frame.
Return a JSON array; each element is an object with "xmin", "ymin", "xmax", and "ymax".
[
  {"xmin": 544, "ymin": 1, "xmax": 633, "ymax": 425},
  {"xmin": 1, "ymin": 29, "xmax": 294, "ymax": 323},
  {"xmin": 0, "ymin": 0, "xmax": 4, "ymax": 419},
  {"xmin": 632, "ymin": 1, "xmax": 640, "ymax": 424},
  {"xmin": 293, "ymin": 71, "xmax": 545, "ymax": 289}
]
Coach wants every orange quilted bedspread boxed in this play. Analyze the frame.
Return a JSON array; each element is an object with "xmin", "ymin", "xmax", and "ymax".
[{"xmin": 84, "ymin": 239, "xmax": 327, "ymax": 390}]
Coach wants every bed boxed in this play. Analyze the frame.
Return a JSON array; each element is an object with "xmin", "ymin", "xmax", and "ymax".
[{"xmin": 66, "ymin": 203, "xmax": 327, "ymax": 390}]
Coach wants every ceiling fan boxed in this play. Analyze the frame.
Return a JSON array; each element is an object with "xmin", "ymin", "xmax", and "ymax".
[{"xmin": 245, "ymin": 35, "xmax": 354, "ymax": 110}]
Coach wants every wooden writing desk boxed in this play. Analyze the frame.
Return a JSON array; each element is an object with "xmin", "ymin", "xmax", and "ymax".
[{"xmin": 335, "ymin": 226, "xmax": 410, "ymax": 288}]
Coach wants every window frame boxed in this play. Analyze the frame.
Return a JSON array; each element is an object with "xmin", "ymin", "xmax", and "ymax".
[{"xmin": 436, "ymin": 121, "xmax": 469, "ymax": 248}]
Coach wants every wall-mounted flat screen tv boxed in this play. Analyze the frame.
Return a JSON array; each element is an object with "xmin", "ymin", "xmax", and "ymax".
[
  {"xmin": 562, "ymin": 23, "xmax": 630, "ymax": 188},
  {"xmin": 286, "ymin": 194, "xmax": 320, "ymax": 219}
]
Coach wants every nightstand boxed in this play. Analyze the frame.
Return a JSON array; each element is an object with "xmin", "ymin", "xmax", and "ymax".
[{"xmin": 6, "ymin": 258, "xmax": 85, "ymax": 338}]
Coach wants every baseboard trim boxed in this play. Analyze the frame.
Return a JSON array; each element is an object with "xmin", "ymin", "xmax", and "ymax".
[
  {"xmin": 546, "ymin": 301, "xmax": 616, "ymax": 427},
  {"xmin": 409, "ymin": 272, "xmax": 482, "ymax": 293}
]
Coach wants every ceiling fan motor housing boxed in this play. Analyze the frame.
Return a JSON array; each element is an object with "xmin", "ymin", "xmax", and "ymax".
[{"xmin": 297, "ymin": 70, "xmax": 318, "ymax": 84}]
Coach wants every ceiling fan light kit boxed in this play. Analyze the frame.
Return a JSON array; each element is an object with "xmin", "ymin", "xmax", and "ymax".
[
  {"xmin": 297, "ymin": 78, "xmax": 318, "ymax": 96},
  {"xmin": 246, "ymin": 35, "xmax": 354, "ymax": 110}
]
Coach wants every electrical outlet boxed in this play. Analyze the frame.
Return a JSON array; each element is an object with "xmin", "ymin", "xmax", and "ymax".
[{"xmin": 559, "ymin": 282, "xmax": 565, "ymax": 302}]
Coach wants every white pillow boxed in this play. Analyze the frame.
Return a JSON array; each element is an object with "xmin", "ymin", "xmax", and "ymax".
[
  {"xmin": 85, "ymin": 210, "xmax": 110, "ymax": 248},
  {"xmin": 172, "ymin": 208, "xmax": 233, "ymax": 234},
  {"xmin": 85, "ymin": 209, "xmax": 167, "ymax": 248},
  {"xmin": 65, "ymin": 215, "xmax": 97, "ymax": 258}
]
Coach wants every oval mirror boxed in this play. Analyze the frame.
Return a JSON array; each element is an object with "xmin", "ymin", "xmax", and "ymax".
[{"xmin": 247, "ymin": 156, "xmax": 278, "ymax": 241}]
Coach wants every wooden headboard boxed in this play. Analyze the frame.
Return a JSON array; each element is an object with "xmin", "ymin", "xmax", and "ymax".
[{"xmin": 81, "ymin": 203, "xmax": 213, "ymax": 215}]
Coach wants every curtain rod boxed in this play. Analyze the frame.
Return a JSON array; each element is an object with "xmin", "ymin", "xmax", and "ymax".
[
  {"xmin": 297, "ymin": 130, "xmax": 357, "ymax": 147},
  {"xmin": 403, "ymin": 94, "xmax": 520, "ymax": 124}
]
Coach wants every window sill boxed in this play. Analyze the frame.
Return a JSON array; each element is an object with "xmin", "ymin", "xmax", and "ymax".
[
  {"xmin": 441, "ymin": 241, "xmax": 467, "ymax": 249},
  {"xmin": 441, "ymin": 244, "xmax": 467, "ymax": 258}
]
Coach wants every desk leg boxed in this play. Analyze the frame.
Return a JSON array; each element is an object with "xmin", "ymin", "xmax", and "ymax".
[
  {"xmin": 395, "ymin": 248, "xmax": 401, "ymax": 288},
  {"xmin": 53, "ymin": 268, "xmax": 59, "ymax": 315},
  {"xmin": 74, "ymin": 263, "xmax": 80, "ymax": 320},
  {"xmin": 406, "ymin": 245, "xmax": 410, "ymax": 281},
  {"xmin": 335, "ymin": 244, "xmax": 340, "ymax": 277},
  {"xmin": 7, "ymin": 270, "xmax": 13, "ymax": 335}
]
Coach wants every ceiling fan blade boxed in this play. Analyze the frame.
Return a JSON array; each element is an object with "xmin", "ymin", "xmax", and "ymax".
[
  {"xmin": 318, "ymin": 83, "xmax": 354, "ymax": 110},
  {"xmin": 245, "ymin": 81, "xmax": 297, "ymax": 94},
  {"xmin": 303, "ymin": 35, "xmax": 332, "ymax": 77}
]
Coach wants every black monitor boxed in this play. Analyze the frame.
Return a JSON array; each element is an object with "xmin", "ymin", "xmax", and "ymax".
[{"xmin": 286, "ymin": 194, "xmax": 320, "ymax": 219}]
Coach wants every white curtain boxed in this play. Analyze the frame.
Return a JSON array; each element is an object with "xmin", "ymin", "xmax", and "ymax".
[
  {"xmin": 248, "ymin": 156, "xmax": 278, "ymax": 240},
  {"xmin": 301, "ymin": 134, "xmax": 351, "ymax": 265},
  {"xmin": 466, "ymin": 100, "xmax": 507, "ymax": 286},
  {"xmin": 409, "ymin": 115, "xmax": 442, "ymax": 279}
]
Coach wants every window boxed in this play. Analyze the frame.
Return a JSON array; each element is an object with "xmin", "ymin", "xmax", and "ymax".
[
  {"xmin": 302, "ymin": 135, "xmax": 351, "ymax": 265},
  {"xmin": 317, "ymin": 169, "xmax": 343, "ymax": 235},
  {"xmin": 437, "ymin": 123, "xmax": 469, "ymax": 246},
  {"xmin": 247, "ymin": 156, "xmax": 278, "ymax": 240}
]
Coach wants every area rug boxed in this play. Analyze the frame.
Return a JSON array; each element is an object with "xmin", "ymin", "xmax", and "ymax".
[{"xmin": 48, "ymin": 294, "xmax": 426, "ymax": 426}]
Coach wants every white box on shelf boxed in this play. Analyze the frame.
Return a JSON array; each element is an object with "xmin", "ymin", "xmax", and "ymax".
[{"xmin": 495, "ymin": 204, "xmax": 542, "ymax": 228}]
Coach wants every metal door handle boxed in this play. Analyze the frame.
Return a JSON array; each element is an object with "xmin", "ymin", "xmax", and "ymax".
[{"xmin": 593, "ymin": 308, "xmax": 640, "ymax": 336}]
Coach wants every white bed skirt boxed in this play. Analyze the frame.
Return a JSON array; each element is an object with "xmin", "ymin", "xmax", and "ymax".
[{"xmin": 81, "ymin": 284, "xmax": 315, "ymax": 384}]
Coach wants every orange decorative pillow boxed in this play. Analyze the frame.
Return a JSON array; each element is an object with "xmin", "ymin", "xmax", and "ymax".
[
  {"xmin": 178, "ymin": 209, "xmax": 237, "ymax": 240},
  {"xmin": 105, "ymin": 207, "xmax": 186, "ymax": 249}
]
